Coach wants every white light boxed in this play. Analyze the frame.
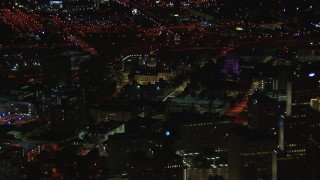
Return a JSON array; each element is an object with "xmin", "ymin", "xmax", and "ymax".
[{"xmin": 309, "ymin": 72, "xmax": 315, "ymax": 77}]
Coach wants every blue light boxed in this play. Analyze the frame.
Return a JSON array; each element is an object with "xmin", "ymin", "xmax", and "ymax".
[
  {"xmin": 279, "ymin": 120, "xmax": 284, "ymax": 126},
  {"xmin": 165, "ymin": 131, "xmax": 170, "ymax": 136},
  {"xmin": 309, "ymin": 72, "xmax": 315, "ymax": 77}
]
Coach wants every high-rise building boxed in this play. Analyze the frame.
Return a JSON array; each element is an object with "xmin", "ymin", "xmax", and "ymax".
[
  {"xmin": 49, "ymin": 85, "xmax": 87, "ymax": 135},
  {"xmin": 275, "ymin": 72, "xmax": 320, "ymax": 179},
  {"xmin": 247, "ymin": 93, "xmax": 279, "ymax": 131},
  {"xmin": 306, "ymin": 134, "xmax": 320, "ymax": 179},
  {"xmin": 260, "ymin": 78, "xmax": 279, "ymax": 92},
  {"xmin": 228, "ymin": 126, "xmax": 277, "ymax": 180},
  {"xmin": 166, "ymin": 112, "xmax": 232, "ymax": 151},
  {"xmin": 221, "ymin": 52, "xmax": 240, "ymax": 76}
]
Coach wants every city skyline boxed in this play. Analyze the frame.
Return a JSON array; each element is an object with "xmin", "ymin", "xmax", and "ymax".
[{"xmin": 0, "ymin": 0, "xmax": 319, "ymax": 179}]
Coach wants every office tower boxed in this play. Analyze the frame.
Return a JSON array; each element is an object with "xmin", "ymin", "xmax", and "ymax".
[
  {"xmin": 247, "ymin": 93, "xmax": 279, "ymax": 130},
  {"xmin": 276, "ymin": 72, "xmax": 320, "ymax": 179},
  {"xmin": 228, "ymin": 126, "xmax": 277, "ymax": 180},
  {"xmin": 50, "ymin": 85, "xmax": 87, "ymax": 135}
]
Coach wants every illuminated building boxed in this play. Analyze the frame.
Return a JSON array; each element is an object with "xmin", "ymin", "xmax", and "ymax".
[
  {"xmin": 50, "ymin": 85, "xmax": 87, "ymax": 134},
  {"xmin": 275, "ymin": 72, "xmax": 320, "ymax": 179},
  {"xmin": 167, "ymin": 97, "xmax": 226, "ymax": 114},
  {"xmin": 24, "ymin": 144, "xmax": 46, "ymax": 162},
  {"xmin": 296, "ymin": 48, "xmax": 320, "ymax": 60},
  {"xmin": 310, "ymin": 97, "xmax": 320, "ymax": 111},
  {"xmin": 185, "ymin": 168, "xmax": 227, "ymax": 180},
  {"xmin": 177, "ymin": 150, "xmax": 228, "ymax": 180},
  {"xmin": 228, "ymin": 126, "xmax": 277, "ymax": 180},
  {"xmin": 134, "ymin": 71, "xmax": 174, "ymax": 85},
  {"xmin": 50, "ymin": 1, "xmax": 63, "ymax": 9},
  {"xmin": 120, "ymin": 72, "xmax": 130, "ymax": 86},
  {"xmin": 1, "ymin": 101, "xmax": 35, "ymax": 116},
  {"xmin": 306, "ymin": 133, "xmax": 320, "ymax": 179},
  {"xmin": 139, "ymin": 50, "xmax": 157, "ymax": 68},
  {"xmin": 284, "ymin": 75, "xmax": 320, "ymax": 142},
  {"xmin": 120, "ymin": 51, "xmax": 175, "ymax": 85},
  {"xmin": 260, "ymin": 78, "xmax": 279, "ymax": 92},
  {"xmin": 64, "ymin": 0, "xmax": 98, "ymax": 12},
  {"xmin": 221, "ymin": 52, "xmax": 240, "ymax": 76},
  {"xmin": 166, "ymin": 112, "xmax": 232, "ymax": 151}
]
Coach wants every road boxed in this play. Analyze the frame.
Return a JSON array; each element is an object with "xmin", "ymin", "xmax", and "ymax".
[
  {"xmin": 224, "ymin": 80, "xmax": 259, "ymax": 125},
  {"xmin": 162, "ymin": 83, "xmax": 186, "ymax": 102}
]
